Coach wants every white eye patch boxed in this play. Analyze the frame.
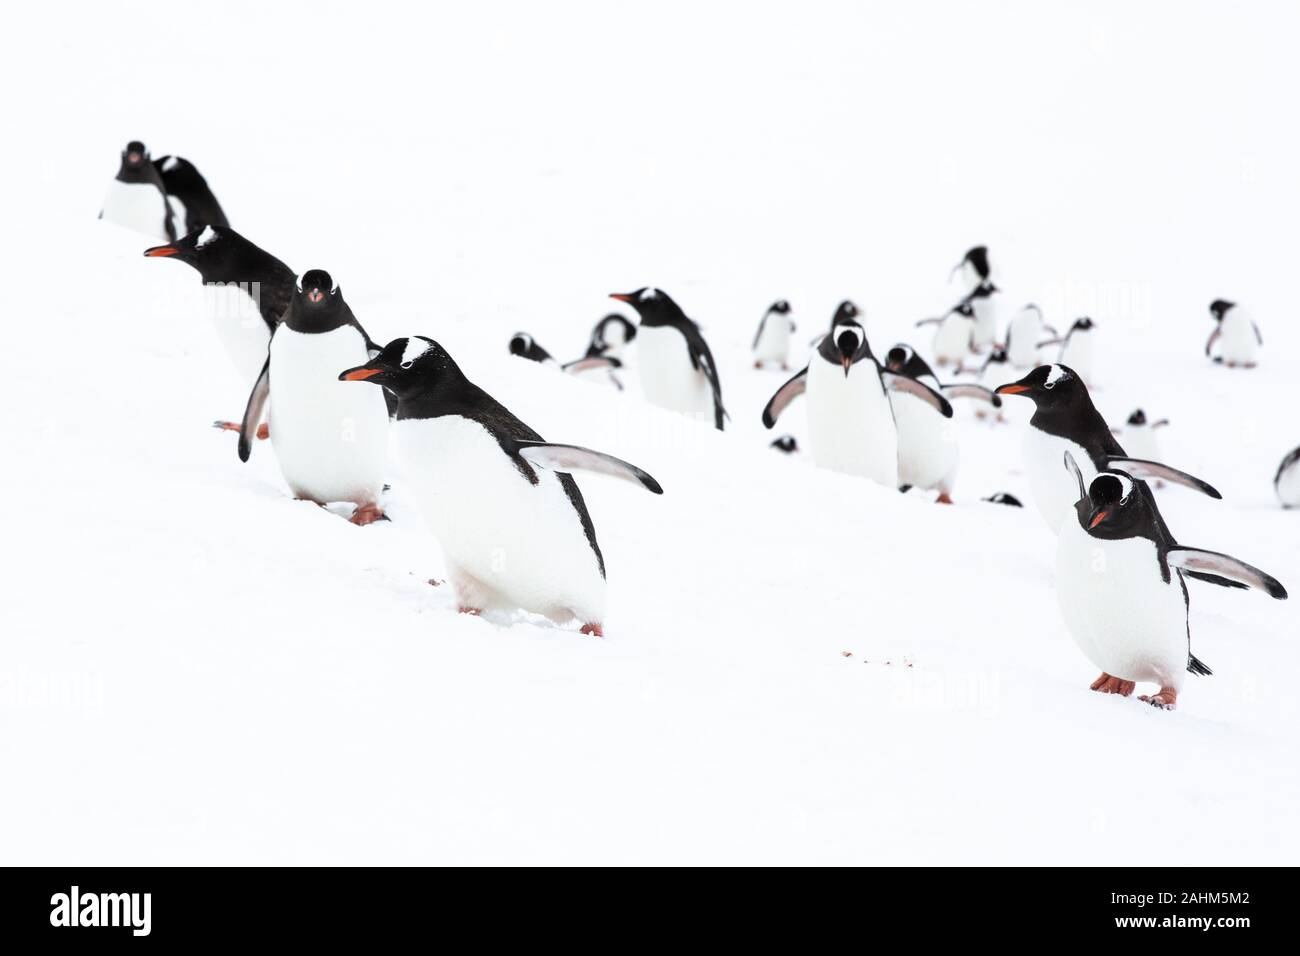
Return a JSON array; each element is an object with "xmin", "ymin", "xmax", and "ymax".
[
  {"xmin": 401, "ymin": 337, "xmax": 432, "ymax": 367},
  {"xmin": 1045, "ymin": 364, "xmax": 1070, "ymax": 387},
  {"xmin": 196, "ymin": 226, "xmax": 218, "ymax": 248},
  {"xmin": 640, "ymin": 288, "xmax": 658, "ymax": 301}
]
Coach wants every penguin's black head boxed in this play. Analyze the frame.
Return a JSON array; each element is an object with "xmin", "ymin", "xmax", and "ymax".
[
  {"xmin": 609, "ymin": 288, "xmax": 686, "ymax": 327},
  {"xmin": 1080, "ymin": 471, "xmax": 1147, "ymax": 539},
  {"xmin": 771, "ymin": 435, "xmax": 798, "ymax": 453},
  {"xmin": 142, "ymin": 224, "xmax": 228, "ymax": 264},
  {"xmin": 961, "ymin": 245, "xmax": 991, "ymax": 280},
  {"xmin": 508, "ymin": 333, "xmax": 533, "ymax": 357},
  {"xmin": 1209, "ymin": 299, "xmax": 1235, "ymax": 321},
  {"xmin": 297, "ymin": 269, "xmax": 337, "ymax": 306},
  {"xmin": 954, "ymin": 302, "xmax": 975, "ymax": 319},
  {"xmin": 593, "ymin": 313, "xmax": 637, "ymax": 349},
  {"xmin": 983, "ymin": 492, "xmax": 1023, "ymax": 507},
  {"xmin": 122, "ymin": 141, "xmax": 148, "ymax": 167},
  {"xmin": 340, "ymin": 335, "xmax": 456, "ymax": 396},
  {"xmin": 1073, "ymin": 316, "xmax": 1095, "ymax": 331},
  {"xmin": 1127, "ymin": 408, "xmax": 1147, "ymax": 426},
  {"xmin": 824, "ymin": 318, "xmax": 870, "ymax": 375},
  {"xmin": 884, "ymin": 343, "xmax": 933, "ymax": 380},
  {"xmin": 770, "ymin": 300, "xmax": 791, "ymax": 314},
  {"xmin": 995, "ymin": 364, "xmax": 1083, "ymax": 408},
  {"xmin": 986, "ymin": 347, "xmax": 1009, "ymax": 365},
  {"xmin": 831, "ymin": 300, "xmax": 860, "ymax": 326}
]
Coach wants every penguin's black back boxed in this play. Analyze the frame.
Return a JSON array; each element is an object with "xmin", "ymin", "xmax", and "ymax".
[{"xmin": 154, "ymin": 156, "xmax": 230, "ymax": 232}]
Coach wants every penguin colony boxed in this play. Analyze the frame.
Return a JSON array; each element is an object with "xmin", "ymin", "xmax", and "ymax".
[{"xmin": 104, "ymin": 144, "xmax": 1291, "ymax": 711}]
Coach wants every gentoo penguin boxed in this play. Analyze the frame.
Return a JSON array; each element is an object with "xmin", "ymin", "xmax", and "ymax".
[
  {"xmin": 974, "ymin": 347, "xmax": 1012, "ymax": 421},
  {"xmin": 983, "ymin": 492, "xmax": 1023, "ymax": 507},
  {"xmin": 1042, "ymin": 317, "xmax": 1097, "ymax": 385},
  {"xmin": 952, "ymin": 245, "xmax": 992, "ymax": 294},
  {"xmin": 581, "ymin": 313, "xmax": 637, "ymax": 361},
  {"xmin": 1056, "ymin": 455, "xmax": 1286, "ymax": 709},
  {"xmin": 995, "ymin": 365, "xmax": 1220, "ymax": 534},
  {"xmin": 752, "ymin": 299, "xmax": 796, "ymax": 369},
  {"xmin": 761, "ymin": 311, "xmax": 952, "ymax": 488},
  {"xmin": 99, "ymin": 141, "xmax": 175, "ymax": 240},
  {"xmin": 151, "ymin": 155, "xmax": 229, "ymax": 233},
  {"xmin": 965, "ymin": 282, "xmax": 1001, "ymax": 353},
  {"xmin": 237, "ymin": 269, "xmax": 391, "ymax": 524},
  {"xmin": 1275, "ymin": 446, "xmax": 1300, "ymax": 508},
  {"xmin": 339, "ymin": 336, "xmax": 662, "ymax": 633},
  {"xmin": 771, "ymin": 435, "xmax": 798, "ymax": 454},
  {"xmin": 611, "ymin": 288, "xmax": 726, "ymax": 430},
  {"xmin": 1113, "ymin": 409, "xmax": 1169, "ymax": 477},
  {"xmin": 916, "ymin": 303, "xmax": 974, "ymax": 367},
  {"xmin": 884, "ymin": 344, "xmax": 1001, "ymax": 503},
  {"xmin": 143, "ymin": 226, "xmax": 295, "ymax": 394},
  {"xmin": 1206, "ymin": 299, "xmax": 1262, "ymax": 368},
  {"xmin": 508, "ymin": 333, "xmax": 558, "ymax": 366},
  {"xmin": 1005, "ymin": 304, "xmax": 1055, "ymax": 369}
]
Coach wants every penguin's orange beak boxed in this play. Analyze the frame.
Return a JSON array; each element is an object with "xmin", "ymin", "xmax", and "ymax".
[
  {"xmin": 1089, "ymin": 510, "xmax": 1110, "ymax": 529},
  {"xmin": 339, "ymin": 366, "xmax": 383, "ymax": 381},
  {"xmin": 995, "ymin": 383, "xmax": 1030, "ymax": 395},
  {"xmin": 609, "ymin": 293, "xmax": 635, "ymax": 303},
  {"xmin": 143, "ymin": 245, "xmax": 179, "ymax": 257}
]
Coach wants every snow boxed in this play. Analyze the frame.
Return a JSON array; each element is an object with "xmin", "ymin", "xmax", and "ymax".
[{"xmin": 3, "ymin": 1, "xmax": 1298, "ymax": 864}]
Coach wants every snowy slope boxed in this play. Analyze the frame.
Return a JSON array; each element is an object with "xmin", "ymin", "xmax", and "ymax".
[{"xmin": 1, "ymin": 1, "xmax": 1298, "ymax": 864}]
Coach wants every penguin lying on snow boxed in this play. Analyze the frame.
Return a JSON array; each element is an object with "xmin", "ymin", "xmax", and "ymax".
[
  {"xmin": 983, "ymin": 492, "xmax": 1023, "ymax": 507},
  {"xmin": 1275, "ymin": 446, "xmax": 1300, "ymax": 508},
  {"xmin": 761, "ymin": 306, "xmax": 952, "ymax": 489},
  {"xmin": 752, "ymin": 299, "xmax": 795, "ymax": 369},
  {"xmin": 151, "ymin": 155, "xmax": 229, "ymax": 233},
  {"xmin": 238, "ymin": 270, "xmax": 392, "ymax": 524},
  {"xmin": 995, "ymin": 365, "xmax": 1219, "ymax": 534},
  {"xmin": 1057, "ymin": 453, "xmax": 1286, "ymax": 710},
  {"xmin": 340, "ymin": 337, "xmax": 662, "ymax": 635},
  {"xmin": 508, "ymin": 333, "xmax": 558, "ymax": 366},
  {"xmin": 884, "ymin": 344, "xmax": 1000, "ymax": 503},
  {"xmin": 1206, "ymin": 299, "xmax": 1262, "ymax": 368},
  {"xmin": 100, "ymin": 141, "xmax": 175, "ymax": 240},
  {"xmin": 611, "ymin": 288, "xmax": 726, "ymax": 430}
]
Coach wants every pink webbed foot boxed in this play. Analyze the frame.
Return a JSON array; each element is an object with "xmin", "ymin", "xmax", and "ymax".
[
  {"xmin": 1140, "ymin": 687, "xmax": 1178, "ymax": 710},
  {"xmin": 581, "ymin": 623, "xmax": 604, "ymax": 638},
  {"xmin": 458, "ymin": 607, "xmax": 482, "ymax": 616},
  {"xmin": 349, "ymin": 503, "xmax": 387, "ymax": 526},
  {"xmin": 1090, "ymin": 672, "xmax": 1136, "ymax": 696}
]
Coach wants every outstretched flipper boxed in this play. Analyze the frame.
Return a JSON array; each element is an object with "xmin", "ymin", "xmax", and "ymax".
[
  {"xmin": 941, "ymin": 383, "xmax": 1002, "ymax": 407},
  {"xmin": 1167, "ymin": 548, "xmax": 1287, "ymax": 599},
  {"xmin": 761, "ymin": 366, "xmax": 808, "ymax": 428},
  {"xmin": 514, "ymin": 441, "xmax": 663, "ymax": 494},
  {"xmin": 1205, "ymin": 326, "xmax": 1221, "ymax": 357},
  {"xmin": 237, "ymin": 358, "xmax": 270, "ymax": 463},
  {"xmin": 882, "ymin": 371, "xmax": 954, "ymax": 418},
  {"xmin": 1102, "ymin": 456, "xmax": 1221, "ymax": 499},
  {"xmin": 561, "ymin": 355, "xmax": 623, "ymax": 374},
  {"xmin": 1253, "ymin": 322, "xmax": 1264, "ymax": 346},
  {"xmin": 1037, "ymin": 337, "xmax": 1064, "ymax": 348}
]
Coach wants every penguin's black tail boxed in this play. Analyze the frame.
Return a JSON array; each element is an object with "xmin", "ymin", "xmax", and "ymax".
[{"xmin": 1187, "ymin": 654, "xmax": 1213, "ymax": 677}]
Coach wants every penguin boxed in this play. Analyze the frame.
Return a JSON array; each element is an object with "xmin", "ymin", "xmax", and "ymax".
[
  {"xmin": 508, "ymin": 333, "xmax": 558, "ymax": 366},
  {"xmin": 952, "ymin": 245, "xmax": 992, "ymax": 295},
  {"xmin": 995, "ymin": 365, "xmax": 1220, "ymax": 534},
  {"xmin": 99, "ymin": 141, "xmax": 175, "ymax": 240},
  {"xmin": 338, "ymin": 336, "xmax": 662, "ymax": 633},
  {"xmin": 974, "ymin": 347, "xmax": 1012, "ymax": 421},
  {"xmin": 916, "ymin": 303, "xmax": 974, "ymax": 367},
  {"xmin": 580, "ymin": 313, "xmax": 637, "ymax": 361},
  {"xmin": 771, "ymin": 435, "xmax": 798, "ymax": 454},
  {"xmin": 610, "ymin": 288, "xmax": 726, "ymax": 430},
  {"xmin": 1206, "ymin": 299, "xmax": 1262, "ymax": 368},
  {"xmin": 1112, "ymin": 409, "xmax": 1169, "ymax": 477},
  {"xmin": 965, "ymin": 282, "xmax": 1001, "ymax": 353},
  {"xmin": 983, "ymin": 492, "xmax": 1023, "ymax": 507},
  {"xmin": 883, "ymin": 344, "xmax": 1001, "ymax": 503},
  {"xmin": 151, "ymin": 155, "xmax": 230, "ymax": 233},
  {"xmin": 237, "ymin": 269, "xmax": 391, "ymax": 524},
  {"xmin": 761, "ymin": 310, "xmax": 952, "ymax": 488},
  {"xmin": 1005, "ymin": 304, "xmax": 1055, "ymax": 369},
  {"xmin": 752, "ymin": 299, "xmax": 796, "ymax": 369},
  {"xmin": 1056, "ymin": 454, "xmax": 1286, "ymax": 709},
  {"xmin": 1041, "ymin": 317, "xmax": 1097, "ymax": 385},
  {"xmin": 1275, "ymin": 446, "xmax": 1300, "ymax": 508},
  {"xmin": 143, "ymin": 226, "xmax": 295, "ymax": 401}
]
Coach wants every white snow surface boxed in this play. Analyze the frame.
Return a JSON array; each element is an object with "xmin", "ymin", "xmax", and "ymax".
[{"xmin": 2, "ymin": 1, "xmax": 1298, "ymax": 865}]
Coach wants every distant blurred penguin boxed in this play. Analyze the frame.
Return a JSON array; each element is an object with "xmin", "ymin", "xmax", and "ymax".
[
  {"xmin": 1206, "ymin": 299, "xmax": 1262, "ymax": 368},
  {"xmin": 917, "ymin": 303, "xmax": 974, "ymax": 367},
  {"xmin": 1114, "ymin": 409, "xmax": 1169, "ymax": 476},
  {"xmin": 509, "ymin": 333, "xmax": 558, "ymax": 367},
  {"xmin": 1045, "ymin": 317, "xmax": 1097, "ymax": 385},
  {"xmin": 975, "ymin": 348, "xmax": 1011, "ymax": 421},
  {"xmin": 953, "ymin": 245, "xmax": 992, "ymax": 295},
  {"xmin": 152, "ymin": 155, "xmax": 229, "ymax": 233},
  {"xmin": 1005, "ymin": 304, "xmax": 1054, "ymax": 369},
  {"xmin": 581, "ymin": 314, "xmax": 637, "ymax": 362},
  {"xmin": 752, "ymin": 299, "xmax": 795, "ymax": 369},
  {"xmin": 1275, "ymin": 446, "xmax": 1300, "ymax": 508},
  {"xmin": 983, "ymin": 492, "xmax": 1023, "ymax": 507},
  {"xmin": 966, "ymin": 282, "xmax": 1001, "ymax": 353},
  {"xmin": 771, "ymin": 435, "xmax": 798, "ymax": 454},
  {"xmin": 99, "ymin": 140, "xmax": 175, "ymax": 240}
]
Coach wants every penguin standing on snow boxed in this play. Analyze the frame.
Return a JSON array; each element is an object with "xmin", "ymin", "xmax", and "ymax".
[
  {"xmin": 1275, "ymin": 446, "xmax": 1300, "ymax": 508},
  {"xmin": 995, "ymin": 365, "xmax": 1220, "ymax": 534},
  {"xmin": 1005, "ymin": 304, "xmax": 1055, "ymax": 369},
  {"xmin": 611, "ymin": 288, "xmax": 726, "ymax": 430},
  {"xmin": 916, "ymin": 303, "xmax": 975, "ymax": 367},
  {"xmin": 1056, "ymin": 455, "xmax": 1286, "ymax": 710},
  {"xmin": 884, "ymin": 344, "xmax": 1001, "ymax": 503},
  {"xmin": 761, "ymin": 307, "xmax": 952, "ymax": 488},
  {"xmin": 1041, "ymin": 317, "xmax": 1097, "ymax": 385},
  {"xmin": 237, "ymin": 270, "xmax": 391, "ymax": 524},
  {"xmin": 1113, "ymin": 409, "xmax": 1169, "ymax": 478},
  {"xmin": 151, "ymin": 155, "xmax": 230, "ymax": 233},
  {"xmin": 1206, "ymin": 299, "xmax": 1262, "ymax": 368},
  {"xmin": 99, "ymin": 141, "xmax": 175, "ymax": 240},
  {"xmin": 965, "ymin": 282, "xmax": 1001, "ymax": 354},
  {"xmin": 581, "ymin": 314, "xmax": 637, "ymax": 362},
  {"xmin": 339, "ymin": 336, "xmax": 662, "ymax": 634},
  {"xmin": 508, "ymin": 333, "xmax": 559, "ymax": 367},
  {"xmin": 752, "ymin": 299, "xmax": 796, "ymax": 369},
  {"xmin": 974, "ymin": 347, "xmax": 1012, "ymax": 421}
]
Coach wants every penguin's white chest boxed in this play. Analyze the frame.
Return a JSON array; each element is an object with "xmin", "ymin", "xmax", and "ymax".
[
  {"xmin": 636, "ymin": 325, "xmax": 713, "ymax": 418},
  {"xmin": 1024, "ymin": 426, "xmax": 1094, "ymax": 532},
  {"xmin": 753, "ymin": 317, "xmax": 792, "ymax": 364},
  {"xmin": 805, "ymin": 358, "xmax": 898, "ymax": 488},
  {"xmin": 892, "ymin": 385, "xmax": 958, "ymax": 493},
  {"xmin": 394, "ymin": 416, "xmax": 605, "ymax": 623},
  {"xmin": 971, "ymin": 296, "xmax": 999, "ymax": 349},
  {"xmin": 1060, "ymin": 331, "xmax": 1095, "ymax": 383},
  {"xmin": 1055, "ymin": 520, "xmax": 1190, "ymax": 688},
  {"xmin": 100, "ymin": 180, "xmax": 171, "ymax": 239},
  {"xmin": 201, "ymin": 282, "xmax": 272, "ymax": 386},
  {"xmin": 1218, "ymin": 312, "xmax": 1259, "ymax": 364},
  {"xmin": 931, "ymin": 316, "xmax": 971, "ymax": 363},
  {"xmin": 1007, "ymin": 315, "xmax": 1043, "ymax": 367},
  {"xmin": 1123, "ymin": 426, "xmax": 1160, "ymax": 465},
  {"xmin": 268, "ymin": 326, "xmax": 389, "ymax": 504}
]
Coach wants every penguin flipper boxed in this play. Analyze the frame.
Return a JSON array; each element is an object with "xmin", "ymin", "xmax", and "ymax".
[
  {"xmin": 1103, "ymin": 456, "xmax": 1222, "ymax": 500},
  {"xmin": 1205, "ymin": 326, "xmax": 1221, "ymax": 357},
  {"xmin": 237, "ymin": 359, "xmax": 270, "ymax": 463},
  {"xmin": 561, "ymin": 355, "xmax": 622, "ymax": 373},
  {"xmin": 882, "ymin": 371, "xmax": 953, "ymax": 418},
  {"xmin": 682, "ymin": 325, "xmax": 727, "ymax": 429},
  {"xmin": 761, "ymin": 366, "xmax": 808, "ymax": 428},
  {"xmin": 1168, "ymin": 548, "xmax": 1287, "ymax": 599},
  {"xmin": 1183, "ymin": 570, "xmax": 1249, "ymax": 590},
  {"xmin": 1063, "ymin": 451, "xmax": 1087, "ymax": 502},
  {"xmin": 1253, "ymin": 322, "xmax": 1264, "ymax": 346},
  {"xmin": 941, "ymin": 383, "xmax": 1002, "ymax": 407},
  {"xmin": 514, "ymin": 441, "xmax": 663, "ymax": 495}
]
